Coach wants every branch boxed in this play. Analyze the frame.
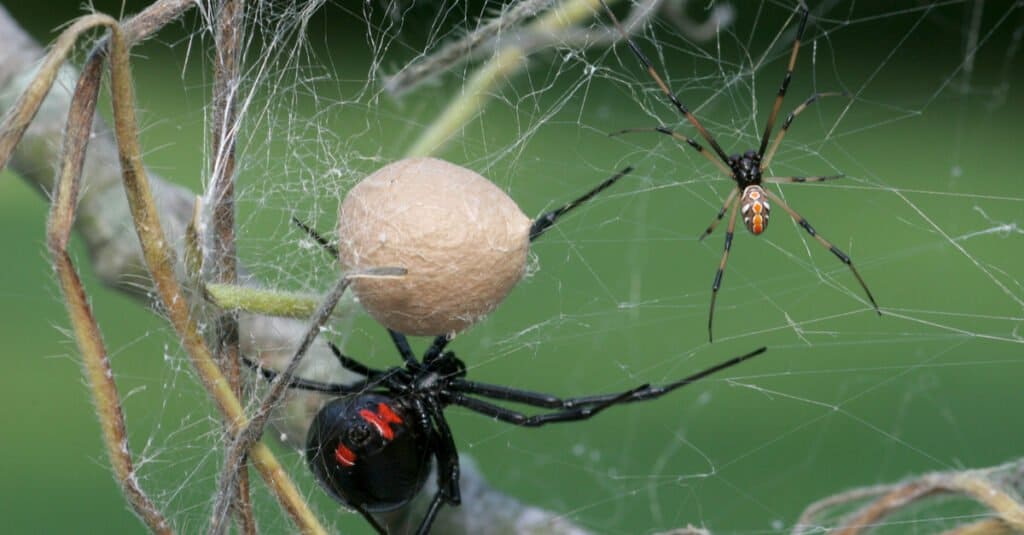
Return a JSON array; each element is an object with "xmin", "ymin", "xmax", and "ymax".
[{"xmin": 795, "ymin": 458, "xmax": 1024, "ymax": 534}]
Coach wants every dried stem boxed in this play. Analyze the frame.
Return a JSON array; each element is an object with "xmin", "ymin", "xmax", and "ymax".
[
  {"xmin": 796, "ymin": 460, "xmax": 1024, "ymax": 535},
  {"xmin": 106, "ymin": 14, "xmax": 328, "ymax": 534},
  {"xmin": 405, "ymin": 0, "xmax": 617, "ymax": 157},
  {"xmin": 0, "ymin": 8, "xmax": 327, "ymax": 534},
  {"xmin": 45, "ymin": 28, "xmax": 171, "ymax": 534},
  {"xmin": 384, "ymin": 0, "xmax": 556, "ymax": 96},
  {"xmin": 206, "ymin": 0, "xmax": 253, "ymax": 531}
]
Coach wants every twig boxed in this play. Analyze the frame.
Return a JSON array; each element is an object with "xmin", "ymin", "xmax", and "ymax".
[
  {"xmin": 0, "ymin": 9, "xmax": 328, "ymax": 534},
  {"xmin": 45, "ymin": 27, "xmax": 171, "ymax": 534},
  {"xmin": 384, "ymin": 0, "xmax": 556, "ymax": 96},
  {"xmin": 206, "ymin": 0, "xmax": 254, "ymax": 531},
  {"xmin": 405, "ymin": 0, "xmax": 619, "ymax": 157},
  {"xmin": 795, "ymin": 460, "xmax": 1024, "ymax": 535}
]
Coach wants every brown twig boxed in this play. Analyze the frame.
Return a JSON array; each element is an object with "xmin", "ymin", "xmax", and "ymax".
[
  {"xmin": 45, "ymin": 25, "xmax": 171, "ymax": 534},
  {"xmin": 0, "ymin": 9, "xmax": 328, "ymax": 533},
  {"xmin": 207, "ymin": 0, "xmax": 254, "ymax": 532},
  {"xmin": 796, "ymin": 461, "xmax": 1024, "ymax": 535}
]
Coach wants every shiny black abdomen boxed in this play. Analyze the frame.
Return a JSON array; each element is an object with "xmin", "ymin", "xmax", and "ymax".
[{"xmin": 306, "ymin": 394, "xmax": 431, "ymax": 512}]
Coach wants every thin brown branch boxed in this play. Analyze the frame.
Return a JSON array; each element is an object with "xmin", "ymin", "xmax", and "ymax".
[
  {"xmin": 207, "ymin": 0, "xmax": 253, "ymax": 531},
  {"xmin": 104, "ymin": 15, "xmax": 329, "ymax": 534},
  {"xmin": 45, "ymin": 35, "xmax": 171, "ymax": 534},
  {"xmin": 941, "ymin": 518, "xmax": 1015, "ymax": 535},
  {"xmin": 796, "ymin": 461, "xmax": 1024, "ymax": 535}
]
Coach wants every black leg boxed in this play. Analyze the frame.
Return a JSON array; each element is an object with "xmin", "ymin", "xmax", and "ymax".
[
  {"xmin": 425, "ymin": 399, "xmax": 462, "ymax": 505},
  {"xmin": 762, "ymin": 189, "xmax": 880, "ymax": 314},
  {"xmin": 388, "ymin": 329, "xmax": 421, "ymax": 369},
  {"xmin": 529, "ymin": 166, "xmax": 634, "ymax": 241},
  {"xmin": 327, "ymin": 340, "xmax": 384, "ymax": 379},
  {"xmin": 240, "ymin": 355, "xmax": 381, "ymax": 395},
  {"xmin": 415, "ymin": 491, "xmax": 446, "ymax": 535},
  {"xmin": 449, "ymin": 346, "xmax": 766, "ymax": 417},
  {"xmin": 757, "ymin": 6, "xmax": 810, "ymax": 157},
  {"xmin": 422, "ymin": 334, "xmax": 453, "ymax": 363},
  {"xmin": 291, "ymin": 216, "xmax": 339, "ymax": 258},
  {"xmin": 708, "ymin": 196, "xmax": 741, "ymax": 342},
  {"xmin": 599, "ymin": 0, "xmax": 730, "ymax": 163},
  {"xmin": 450, "ymin": 385, "xmax": 647, "ymax": 427}
]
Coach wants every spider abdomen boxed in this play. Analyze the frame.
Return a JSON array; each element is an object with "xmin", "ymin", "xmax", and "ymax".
[
  {"xmin": 306, "ymin": 394, "xmax": 431, "ymax": 512},
  {"xmin": 740, "ymin": 186, "xmax": 771, "ymax": 235}
]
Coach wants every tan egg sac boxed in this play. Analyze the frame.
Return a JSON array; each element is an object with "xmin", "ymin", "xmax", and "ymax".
[{"xmin": 338, "ymin": 157, "xmax": 532, "ymax": 336}]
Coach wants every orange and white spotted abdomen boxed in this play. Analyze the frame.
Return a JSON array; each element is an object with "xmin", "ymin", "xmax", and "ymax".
[{"xmin": 740, "ymin": 185, "xmax": 770, "ymax": 235}]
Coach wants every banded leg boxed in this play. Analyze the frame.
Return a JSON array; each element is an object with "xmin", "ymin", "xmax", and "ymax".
[
  {"xmin": 598, "ymin": 0, "xmax": 730, "ymax": 163},
  {"xmin": 757, "ymin": 7, "xmax": 810, "ymax": 157},
  {"xmin": 765, "ymin": 175, "xmax": 843, "ymax": 185},
  {"xmin": 762, "ymin": 189, "xmax": 880, "ymax": 313},
  {"xmin": 529, "ymin": 166, "xmax": 634, "ymax": 241},
  {"xmin": 761, "ymin": 92, "xmax": 849, "ymax": 170},
  {"xmin": 708, "ymin": 196, "xmax": 741, "ymax": 342},
  {"xmin": 609, "ymin": 126, "xmax": 731, "ymax": 175},
  {"xmin": 292, "ymin": 216, "xmax": 338, "ymax": 257},
  {"xmin": 698, "ymin": 187, "xmax": 740, "ymax": 241}
]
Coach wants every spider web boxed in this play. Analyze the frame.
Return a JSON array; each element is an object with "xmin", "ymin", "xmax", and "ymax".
[{"xmin": 1, "ymin": 1, "xmax": 1023, "ymax": 533}]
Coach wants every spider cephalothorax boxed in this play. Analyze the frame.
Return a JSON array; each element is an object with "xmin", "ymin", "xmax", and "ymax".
[
  {"xmin": 247, "ymin": 330, "xmax": 766, "ymax": 534},
  {"xmin": 728, "ymin": 150, "xmax": 763, "ymax": 188},
  {"xmin": 601, "ymin": 1, "xmax": 880, "ymax": 341}
]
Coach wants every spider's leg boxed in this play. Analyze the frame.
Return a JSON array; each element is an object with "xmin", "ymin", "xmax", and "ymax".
[
  {"xmin": 403, "ymin": 397, "xmax": 456, "ymax": 535},
  {"xmin": 450, "ymin": 385, "xmax": 647, "ymax": 427},
  {"xmin": 761, "ymin": 189, "xmax": 880, "ymax": 314},
  {"xmin": 610, "ymin": 126, "xmax": 731, "ymax": 176},
  {"xmin": 388, "ymin": 329, "xmax": 422, "ymax": 369},
  {"xmin": 763, "ymin": 174, "xmax": 844, "ymax": 184},
  {"xmin": 761, "ymin": 92, "xmax": 849, "ymax": 169},
  {"xmin": 240, "ymin": 355, "xmax": 379, "ymax": 394},
  {"xmin": 353, "ymin": 505, "xmax": 387, "ymax": 535},
  {"xmin": 326, "ymin": 340, "xmax": 385, "ymax": 379},
  {"xmin": 708, "ymin": 196, "xmax": 741, "ymax": 342},
  {"xmin": 425, "ymin": 399, "xmax": 462, "ymax": 504},
  {"xmin": 599, "ymin": 0, "xmax": 730, "ymax": 163},
  {"xmin": 449, "ymin": 379, "xmax": 566, "ymax": 408},
  {"xmin": 422, "ymin": 334, "xmax": 453, "ymax": 363},
  {"xmin": 529, "ymin": 166, "xmax": 634, "ymax": 241},
  {"xmin": 698, "ymin": 187, "xmax": 740, "ymax": 241},
  {"xmin": 416, "ymin": 492, "xmax": 446, "ymax": 535},
  {"xmin": 450, "ymin": 346, "xmax": 766, "ymax": 414},
  {"xmin": 291, "ymin": 216, "xmax": 338, "ymax": 258},
  {"xmin": 758, "ymin": 6, "xmax": 810, "ymax": 157}
]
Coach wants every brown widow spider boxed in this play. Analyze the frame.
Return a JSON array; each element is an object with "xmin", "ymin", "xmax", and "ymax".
[{"xmin": 600, "ymin": 1, "xmax": 881, "ymax": 341}]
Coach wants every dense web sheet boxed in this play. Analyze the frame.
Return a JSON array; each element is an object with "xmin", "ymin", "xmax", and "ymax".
[{"xmin": 1, "ymin": 1, "xmax": 1023, "ymax": 533}]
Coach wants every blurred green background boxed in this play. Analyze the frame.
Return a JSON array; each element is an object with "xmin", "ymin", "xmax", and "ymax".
[{"xmin": 2, "ymin": 1, "xmax": 1022, "ymax": 533}]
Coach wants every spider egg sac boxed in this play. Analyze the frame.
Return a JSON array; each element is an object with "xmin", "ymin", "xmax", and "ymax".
[{"xmin": 337, "ymin": 157, "xmax": 531, "ymax": 336}]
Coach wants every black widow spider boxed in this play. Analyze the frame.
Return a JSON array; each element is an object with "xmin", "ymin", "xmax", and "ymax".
[
  {"xmin": 254, "ymin": 167, "xmax": 767, "ymax": 533},
  {"xmin": 600, "ymin": 1, "xmax": 881, "ymax": 341},
  {"xmin": 246, "ymin": 331, "xmax": 767, "ymax": 534}
]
